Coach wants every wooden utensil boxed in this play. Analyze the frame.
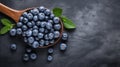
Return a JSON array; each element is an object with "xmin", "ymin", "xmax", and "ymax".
[{"xmin": 0, "ymin": 3, "xmax": 64, "ymax": 48}]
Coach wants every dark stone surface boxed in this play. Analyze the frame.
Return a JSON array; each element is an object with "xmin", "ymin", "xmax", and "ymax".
[{"xmin": 0, "ymin": 0, "xmax": 120, "ymax": 67}]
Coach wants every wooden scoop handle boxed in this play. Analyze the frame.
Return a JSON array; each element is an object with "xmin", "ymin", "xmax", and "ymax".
[{"xmin": 0, "ymin": 3, "xmax": 27, "ymax": 22}]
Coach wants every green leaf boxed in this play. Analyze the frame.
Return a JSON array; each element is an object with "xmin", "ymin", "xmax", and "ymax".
[
  {"xmin": 0, "ymin": 26, "xmax": 10, "ymax": 34},
  {"xmin": 53, "ymin": 8, "xmax": 62, "ymax": 17},
  {"xmin": 1, "ymin": 18, "xmax": 12, "ymax": 26},
  {"xmin": 61, "ymin": 16, "xmax": 76, "ymax": 29}
]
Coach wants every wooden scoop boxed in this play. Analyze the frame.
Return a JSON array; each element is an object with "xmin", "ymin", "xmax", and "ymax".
[{"xmin": 0, "ymin": 3, "xmax": 64, "ymax": 48}]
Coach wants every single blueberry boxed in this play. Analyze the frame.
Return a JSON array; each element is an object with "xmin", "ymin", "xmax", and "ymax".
[
  {"xmin": 27, "ymin": 22, "xmax": 33, "ymax": 28},
  {"xmin": 10, "ymin": 29, "xmax": 16, "ymax": 36},
  {"xmin": 40, "ymin": 21, "xmax": 46, "ymax": 27},
  {"xmin": 53, "ymin": 17, "xmax": 60, "ymax": 24},
  {"xmin": 32, "ymin": 29, "xmax": 38, "ymax": 36},
  {"xmin": 36, "ymin": 21, "xmax": 41, "ymax": 26},
  {"xmin": 16, "ymin": 28, "xmax": 22, "ymax": 35},
  {"xmin": 48, "ymin": 48, "xmax": 54, "ymax": 54},
  {"xmin": 33, "ymin": 26, "xmax": 38, "ymax": 29},
  {"xmin": 39, "ymin": 6, "xmax": 46, "ymax": 12},
  {"xmin": 62, "ymin": 32, "xmax": 68, "ymax": 41},
  {"xmin": 38, "ymin": 33, "xmax": 44, "ymax": 39},
  {"xmin": 25, "ymin": 30, "xmax": 32, "ymax": 37},
  {"xmin": 32, "ymin": 41, "xmax": 39, "ymax": 48},
  {"xmin": 44, "ymin": 9, "xmax": 51, "ymax": 15},
  {"xmin": 27, "ymin": 13, "xmax": 33, "ymax": 20},
  {"xmin": 30, "ymin": 53, "xmax": 37, "ymax": 60},
  {"xmin": 46, "ymin": 22, "xmax": 52, "ymax": 30},
  {"xmin": 19, "ymin": 16, "xmax": 24, "ymax": 22},
  {"xmin": 60, "ymin": 43, "xmax": 67, "ymax": 51},
  {"xmin": 22, "ymin": 12, "xmax": 28, "ymax": 17},
  {"xmin": 54, "ymin": 24, "xmax": 61, "ymax": 30},
  {"xmin": 44, "ymin": 34, "xmax": 49, "ymax": 40},
  {"xmin": 39, "ymin": 28, "xmax": 45, "ymax": 33},
  {"xmin": 47, "ymin": 55, "xmax": 53, "ymax": 62},
  {"xmin": 17, "ymin": 22, "xmax": 23, "ymax": 27},
  {"xmin": 54, "ymin": 31, "xmax": 60, "ymax": 38},
  {"xmin": 31, "ymin": 21, "xmax": 35, "ymax": 26},
  {"xmin": 10, "ymin": 44, "xmax": 17, "ymax": 51},
  {"xmin": 23, "ymin": 18, "xmax": 28, "ymax": 24},
  {"xmin": 28, "ymin": 37, "xmax": 34, "ymax": 44},
  {"xmin": 33, "ymin": 15, "xmax": 38, "ymax": 21},
  {"xmin": 39, "ymin": 39, "xmax": 45, "ymax": 47},
  {"xmin": 39, "ymin": 13, "xmax": 45, "ymax": 20},
  {"xmin": 48, "ymin": 20, "xmax": 53, "ymax": 24},
  {"xmin": 50, "ymin": 14, "xmax": 55, "ymax": 19},
  {"xmin": 48, "ymin": 33, "xmax": 54, "ymax": 40},
  {"xmin": 23, "ymin": 53, "xmax": 29, "ymax": 61},
  {"xmin": 22, "ymin": 25, "xmax": 28, "ymax": 31},
  {"xmin": 32, "ymin": 8, "xmax": 39, "ymax": 15}
]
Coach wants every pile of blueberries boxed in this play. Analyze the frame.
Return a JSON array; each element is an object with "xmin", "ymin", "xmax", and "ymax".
[{"xmin": 9, "ymin": 6, "xmax": 68, "ymax": 62}]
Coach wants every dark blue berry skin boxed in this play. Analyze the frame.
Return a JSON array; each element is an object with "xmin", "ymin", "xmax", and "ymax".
[
  {"xmin": 45, "ymin": 41, "xmax": 49, "ymax": 45},
  {"xmin": 38, "ymin": 33, "xmax": 44, "ymax": 39},
  {"xmin": 23, "ymin": 18, "xmax": 28, "ymax": 24},
  {"xmin": 22, "ymin": 25, "xmax": 28, "ymax": 31},
  {"xmin": 33, "ymin": 15, "xmax": 38, "ymax": 21},
  {"xmin": 27, "ymin": 22, "xmax": 33, "ymax": 28},
  {"xmin": 39, "ymin": 6, "xmax": 46, "ymax": 12},
  {"xmin": 33, "ymin": 26, "xmax": 38, "ymax": 29},
  {"xmin": 54, "ymin": 31, "xmax": 60, "ymax": 38},
  {"xmin": 31, "ymin": 21, "xmax": 35, "ymax": 26},
  {"xmin": 32, "ymin": 8, "xmax": 39, "ymax": 15},
  {"xmin": 39, "ymin": 28, "xmax": 45, "ymax": 33},
  {"xmin": 50, "ymin": 14, "xmax": 55, "ymax": 19},
  {"xmin": 10, "ymin": 44, "xmax": 17, "ymax": 51},
  {"xmin": 28, "ymin": 37, "xmax": 34, "ymax": 44},
  {"xmin": 30, "ymin": 53, "xmax": 37, "ymax": 60},
  {"xmin": 17, "ymin": 22, "xmax": 23, "ymax": 27},
  {"xmin": 22, "ymin": 12, "xmax": 28, "ymax": 17},
  {"xmin": 27, "ymin": 13, "xmax": 33, "ymax": 20},
  {"xmin": 25, "ymin": 30, "xmax": 32, "ymax": 37},
  {"xmin": 44, "ymin": 34, "xmax": 49, "ymax": 40},
  {"xmin": 39, "ymin": 13, "xmax": 45, "ymax": 20},
  {"xmin": 50, "ymin": 29, "xmax": 54, "ymax": 33},
  {"xmin": 60, "ymin": 43, "xmax": 67, "ymax": 51},
  {"xmin": 45, "ymin": 16, "xmax": 49, "ymax": 20},
  {"xmin": 46, "ymin": 22, "xmax": 52, "ymax": 30},
  {"xmin": 54, "ymin": 24, "xmax": 61, "ymax": 30},
  {"xmin": 40, "ymin": 21, "xmax": 46, "ymax": 28},
  {"xmin": 47, "ymin": 55, "xmax": 53, "ymax": 62},
  {"xmin": 48, "ymin": 20, "xmax": 53, "ymax": 24},
  {"xmin": 10, "ymin": 29, "xmax": 16, "ymax": 36},
  {"xmin": 45, "ymin": 29, "xmax": 48, "ymax": 34},
  {"xmin": 62, "ymin": 32, "xmax": 68, "ymax": 41},
  {"xmin": 39, "ymin": 39, "xmax": 45, "ymax": 47},
  {"xmin": 48, "ymin": 33, "xmax": 54, "ymax": 40},
  {"xmin": 23, "ymin": 53, "xmax": 29, "ymax": 62},
  {"xmin": 19, "ymin": 17, "xmax": 24, "ymax": 22},
  {"xmin": 32, "ymin": 29, "xmax": 38, "ymax": 36},
  {"xmin": 36, "ymin": 21, "xmax": 41, "ymax": 26},
  {"xmin": 53, "ymin": 17, "xmax": 60, "ymax": 24},
  {"xmin": 16, "ymin": 28, "xmax": 22, "ymax": 35},
  {"xmin": 48, "ymin": 48, "xmax": 54, "ymax": 54},
  {"xmin": 32, "ymin": 41, "xmax": 39, "ymax": 48},
  {"xmin": 44, "ymin": 9, "xmax": 51, "ymax": 15}
]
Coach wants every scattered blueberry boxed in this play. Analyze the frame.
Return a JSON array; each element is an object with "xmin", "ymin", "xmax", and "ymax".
[
  {"xmin": 47, "ymin": 55, "xmax": 53, "ymax": 62},
  {"xmin": 30, "ymin": 53, "xmax": 37, "ymax": 60},
  {"xmin": 23, "ymin": 53, "xmax": 29, "ymax": 61},
  {"xmin": 60, "ymin": 43, "xmax": 67, "ymax": 51},
  {"xmin": 10, "ymin": 44, "xmax": 17, "ymax": 51},
  {"xmin": 62, "ymin": 32, "xmax": 68, "ymax": 41},
  {"xmin": 32, "ymin": 41, "xmax": 39, "ymax": 48},
  {"xmin": 10, "ymin": 29, "xmax": 16, "ymax": 36},
  {"xmin": 48, "ymin": 48, "xmax": 54, "ymax": 54}
]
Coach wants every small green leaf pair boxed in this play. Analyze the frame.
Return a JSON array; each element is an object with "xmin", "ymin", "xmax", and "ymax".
[
  {"xmin": 0, "ymin": 18, "xmax": 14, "ymax": 35},
  {"xmin": 53, "ymin": 8, "xmax": 76, "ymax": 29}
]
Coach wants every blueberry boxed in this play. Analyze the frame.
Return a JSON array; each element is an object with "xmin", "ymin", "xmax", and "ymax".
[
  {"xmin": 39, "ymin": 39, "xmax": 45, "ymax": 47},
  {"xmin": 31, "ymin": 21, "xmax": 35, "ymax": 26},
  {"xmin": 45, "ymin": 16, "xmax": 49, "ymax": 20},
  {"xmin": 23, "ymin": 53, "xmax": 29, "ymax": 61},
  {"xmin": 39, "ymin": 6, "xmax": 46, "ymax": 12},
  {"xmin": 39, "ymin": 13, "xmax": 45, "ymax": 20},
  {"xmin": 24, "ymin": 37, "xmax": 28, "ymax": 43},
  {"xmin": 62, "ymin": 32, "xmax": 68, "ymax": 41},
  {"xmin": 48, "ymin": 48, "xmax": 54, "ymax": 54},
  {"xmin": 33, "ymin": 26, "xmax": 38, "ymax": 29},
  {"xmin": 60, "ymin": 43, "xmax": 67, "ymax": 51},
  {"xmin": 48, "ymin": 20, "xmax": 53, "ymax": 24},
  {"xmin": 27, "ymin": 22, "xmax": 33, "ymax": 28},
  {"xmin": 36, "ymin": 21, "xmax": 41, "ymax": 26},
  {"xmin": 38, "ymin": 33, "xmax": 44, "ymax": 39},
  {"xmin": 28, "ymin": 37, "xmax": 34, "ymax": 44},
  {"xmin": 32, "ymin": 29, "xmax": 38, "ymax": 36},
  {"xmin": 45, "ymin": 41, "xmax": 49, "ymax": 45},
  {"xmin": 53, "ymin": 17, "xmax": 60, "ymax": 24},
  {"xmin": 44, "ymin": 34, "xmax": 49, "ymax": 40},
  {"xmin": 54, "ymin": 31, "xmax": 60, "ymax": 38},
  {"xmin": 40, "ymin": 21, "xmax": 46, "ymax": 27},
  {"xmin": 50, "ymin": 29, "xmax": 54, "ymax": 33},
  {"xmin": 48, "ymin": 33, "xmax": 54, "ymax": 40},
  {"xmin": 50, "ymin": 40, "xmax": 54, "ymax": 44},
  {"xmin": 10, "ymin": 29, "xmax": 16, "ymax": 36},
  {"xmin": 46, "ymin": 22, "xmax": 52, "ymax": 30},
  {"xmin": 17, "ymin": 22, "xmax": 23, "ymax": 27},
  {"xmin": 30, "ymin": 53, "xmax": 37, "ymax": 60},
  {"xmin": 39, "ymin": 28, "xmax": 45, "ymax": 33},
  {"xmin": 32, "ymin": 8, "xmax": 39, "ymax": 15},
  {"xmin": 50, "ymin": 14, "xmax": 55, "ymax": 19},
  {"xmin": 22, "ymin": 25, "xmax": 28, "ymax": 31},
  {"xmin": 47, "ymin": 55, "xmax": 53, "ymax": 62},
  {"xmin": 22, "ymin": 12, "xmax": 28, "ymax": 17},
  {"xmin": 45, "ymin": 29, "xmax": 49, "ymax": 34},
  {"xmin": 25, "ymin": 30, "xmax": 32, "ymax": 37},
  {"xmin": 33, "ymin": 15, "xmax": 38, "ymax": 21},
  {"xmin": 32, "ymin": 41, "xmax": 39, "ymax": 48},
  {"xmin": 19, "ymin": 16, "xmax": 24, "ymax": 22},
  {"xmin": 44, "ymin": 9, "xmax": 51, "ymax": 15},
  {"xmin": 26, "ymin": 48, "xmax": 32, "ymax": 53},
  {"xmin": 16, "ymin": 28, "xmax": 22, "ymax": 35},
  {"xmin": 10, "ymin": 44, "xmax": 17, "ymax": 51},
  {"xmin": 27, "ymin": 13, "xmax": 33, "ymax": 20},
  {"xmin": 54, "ymin": 24, "xmax": 61, "ymax": 30},
  {"xmin": 23, "ymin": 18, "xmax": 28, "ymax": 24}
]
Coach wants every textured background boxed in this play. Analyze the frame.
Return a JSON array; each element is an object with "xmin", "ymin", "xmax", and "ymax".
[{"xmin": 0, "ymin": 0, "xmax": 120, "ymax": 67}]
